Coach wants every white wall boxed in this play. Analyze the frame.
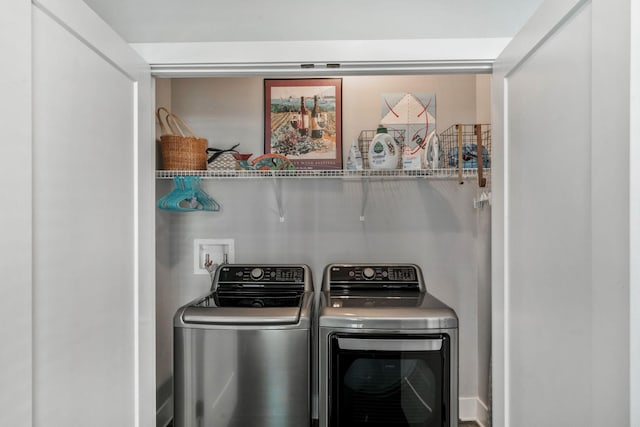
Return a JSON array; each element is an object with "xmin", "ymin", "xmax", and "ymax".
[
  {"xmin": 474, "ymin": 76, "xmax": 492, "ymax": 418},
  {"xmin": 476, "ymin": 192, "xmax": 492, "ymax": 416},
  {"xmin": 160, "ymin": 75, "xmax": 486, "ymax": 164},
  {"xmin": 0, "ymin": 1, "xmax": 32, "ymax": 425},
  {"xmin": 476, "ymin": 75, "xmax": 492, "ymax": 124},
  {"xmin": 155, "ymin": 75, "xmax": 493, "ymax": 422},
  {"xmin": 342, "ymin": 75, "xmax": 480, "ymax": 155}
]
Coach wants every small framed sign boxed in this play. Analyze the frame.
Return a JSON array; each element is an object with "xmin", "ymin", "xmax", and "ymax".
[{"xmin": 264, "ymin": 78, "xmax": 342, "ymax": 170}]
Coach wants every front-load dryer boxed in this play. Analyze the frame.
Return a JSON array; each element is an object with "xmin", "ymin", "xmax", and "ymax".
[{"xmin": 318, "ymin": 263, "xmax": 458, "ymax": 427}]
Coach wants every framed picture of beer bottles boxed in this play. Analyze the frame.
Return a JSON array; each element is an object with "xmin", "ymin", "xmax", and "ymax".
[{"xmin": 264, "ymin": 78, "xmax": 342, "ymax": 170}]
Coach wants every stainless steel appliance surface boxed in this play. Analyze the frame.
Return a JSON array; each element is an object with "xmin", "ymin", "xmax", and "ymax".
[
  {"xmin": 174, "ymin": 264, "xmax": 314, "ymax": 427},
  {"xmin": 318, "ymin": 263, "xmax": 458, "ymax": 427}
]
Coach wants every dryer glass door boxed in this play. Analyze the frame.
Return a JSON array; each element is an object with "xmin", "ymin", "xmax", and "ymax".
[{"xmin": 330, "ymin": 334, "xmax": 450, "ymax": 427}]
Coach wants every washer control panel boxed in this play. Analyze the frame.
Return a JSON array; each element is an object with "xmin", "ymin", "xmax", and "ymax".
[{"xmin": 218, "ymin": 265, "xmax": 305, "ymax": 283}]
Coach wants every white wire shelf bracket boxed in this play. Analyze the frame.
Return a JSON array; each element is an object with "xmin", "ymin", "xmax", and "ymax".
[{"xmin": 155, "ymin": 168, "xmax": 489, "ymax": 180}]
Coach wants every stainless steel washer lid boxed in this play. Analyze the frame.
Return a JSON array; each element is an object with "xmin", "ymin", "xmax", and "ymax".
[
  {"xmin": 175, "ymin": 264, "xmax": 313, "ymax": 327},
  {"xmin": 180, "ymin": 301, "xmax": 304, "ymax": 325}
]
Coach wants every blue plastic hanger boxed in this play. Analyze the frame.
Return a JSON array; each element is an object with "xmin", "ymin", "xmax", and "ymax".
[{"xmin": 157, "ymin": 176, "xmax": 221, "ymax": 212}]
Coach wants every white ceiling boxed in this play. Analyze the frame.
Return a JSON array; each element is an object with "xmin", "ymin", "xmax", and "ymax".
[{"xmin": 82, "ymin": 0, "xmax": 544, "ymax": 43}]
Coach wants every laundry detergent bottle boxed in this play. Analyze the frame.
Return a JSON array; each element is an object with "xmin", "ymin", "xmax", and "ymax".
[{"xmin": 368, "ymin": 124, "xmax": 399, "ymax": 170}]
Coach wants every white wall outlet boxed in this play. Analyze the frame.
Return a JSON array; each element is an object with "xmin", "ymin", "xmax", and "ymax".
[{"xmin": 193, "ymin": 238, "xmax": 235, "ymax": 275}]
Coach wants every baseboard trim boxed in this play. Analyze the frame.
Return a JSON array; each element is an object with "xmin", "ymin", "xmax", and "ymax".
[{"xmin": 459, "ymin": 397, "xmax": 489, "ymax": 427}]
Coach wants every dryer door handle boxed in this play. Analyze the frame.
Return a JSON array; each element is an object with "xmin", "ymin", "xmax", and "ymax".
[{"xmin": 337, "ymin": 337, "xmax": 442, "ymax": 352}]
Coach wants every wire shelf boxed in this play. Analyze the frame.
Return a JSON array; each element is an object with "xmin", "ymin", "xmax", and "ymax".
[
  {"xmin": 156, "ymin": 168, "xmax": 488, "ymax": 180},
  {"xmin": 156, "ymin": 125, "xmax": 491, "ymax": 187}
]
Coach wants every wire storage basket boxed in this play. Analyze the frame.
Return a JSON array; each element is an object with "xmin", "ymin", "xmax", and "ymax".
[
  {"xmin": 438, "ymin": 124, "xmax": 491, "ymax": 170},
  {"xmin": 357, "ymin": 129, "xmax": 406, "ymax": 170}
]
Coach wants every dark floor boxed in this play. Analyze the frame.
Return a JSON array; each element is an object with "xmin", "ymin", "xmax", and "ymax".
[
  {"xmin": 170, "ymin": 420, "xmax": 481, "ymax": 426},
  {"xmin": 171, "ymin": 420, "xmax": 480, "ymax": 426},
  {"xmin": 311, "ymin": 421, "xmax": 480, "ymax": 426},
  {"xmin": 310, "ymin": 421, "xmax": 480, "ymax": 426}
]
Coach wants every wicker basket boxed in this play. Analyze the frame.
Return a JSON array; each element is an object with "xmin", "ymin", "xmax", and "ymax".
[{"xmin": 157, "ymin": 107, "xmax": 208, "ymax": 170}]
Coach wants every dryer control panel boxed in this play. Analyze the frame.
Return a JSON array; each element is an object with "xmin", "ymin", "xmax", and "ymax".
[{"xmin": 324, "ymin": 264, "xmax": 424, "ymax": 292}]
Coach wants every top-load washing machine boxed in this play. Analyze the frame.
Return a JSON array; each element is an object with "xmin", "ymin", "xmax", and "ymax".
[
  {"xmin": 318, "ymin": 263, "xmax": 458, "ymax": 427},
  {"xmin": 173, "ymin": 264, "xmax": 314, "ymax": 427}
]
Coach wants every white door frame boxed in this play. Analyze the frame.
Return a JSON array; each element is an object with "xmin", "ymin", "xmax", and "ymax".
[
  {"xmin": 630, "ymin": 0, "xmax": 640, "ymax": 424},
  {"xmin": 492, "ymin": 3, "xmax": 591, "ymax": 425},
  {"xmin": 493, "ymin": 0, "xmax": 637, "ymax": 425},
  {"xmin": 31, "ymin": 1, "xmax": 155, "ymax": 426}
]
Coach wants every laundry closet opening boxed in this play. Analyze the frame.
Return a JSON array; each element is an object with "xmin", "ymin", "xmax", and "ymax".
[{"xmin": 154, "ymin": 73, "xmax": 492, "ymax": 426}]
